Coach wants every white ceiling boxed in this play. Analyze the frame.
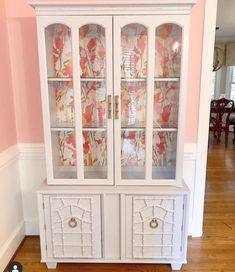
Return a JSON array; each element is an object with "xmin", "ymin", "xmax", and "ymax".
[{"xmin": 216, "ymin": 0, "xmax": 235, "ymax": 42}]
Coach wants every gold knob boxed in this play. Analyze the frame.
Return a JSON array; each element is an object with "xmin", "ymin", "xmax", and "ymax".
[
  {"xmin": 149, "ymin": 218, "xmax": 158, "ymax": 229},
  {"xmin": 68, "ymin": 217, "xmax": 77, "ymax": 228}
]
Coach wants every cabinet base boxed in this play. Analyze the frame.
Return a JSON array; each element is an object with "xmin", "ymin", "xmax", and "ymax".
[
  {"xmin": 171, "ymin": 263, "xmax": 182, "ymax": 270},
  {"xmin": 46, "ymin": 262, "xmax": 57, "ymax": 269}
]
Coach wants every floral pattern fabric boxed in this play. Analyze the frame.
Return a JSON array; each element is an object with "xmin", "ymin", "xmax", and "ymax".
[
  {"xmin": 121, "ymin": 24, "xmax": 147, "ymax": 78},
  {"xmin": 83, "ymin": 131, "xmax": 107, "ymax": 166},
  {"xmin": 51, "ymin": 81, "xmax": 74, "ymax": 125},
  {"xmin": 121, "ymin": 131, "xmax": 145, "ymax": 167},
  {"xmin": 57, "ymin": 131, "xmax": 76, "ymax": 167},
  {"xmin": 152, "ymin": 132, "xmax": 176, "ymax": 167},
  {"xmin": 81, "ymin": 82, "xmax": 106, "ymax": 127},
  {"xmin": 153, "ymin": 82, "xmax": 179, "ymax": 128},
  {"xmin": 121, "ymin": 82, "xmax": 146, "ymax": 127},
  {"xmin": 46, "ymin": 24, "xmax": 72, "ymax": 78},
  {"xmin": 155, "ymin": 24, "xmax": 182, "ymax": 78},
  {"xmin": 79, "ymin": 24, "xmax": 106, "ymax": 78}
]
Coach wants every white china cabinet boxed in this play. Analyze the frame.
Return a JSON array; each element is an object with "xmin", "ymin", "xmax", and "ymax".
[{"xmin": 29, "ymin": 0, "xmax": 196, "ymax": 270}]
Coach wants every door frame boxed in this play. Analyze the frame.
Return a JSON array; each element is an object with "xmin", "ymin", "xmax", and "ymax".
[{"xmin": 192, "ymin": 0, "xmax": 218, "ymax": 237}]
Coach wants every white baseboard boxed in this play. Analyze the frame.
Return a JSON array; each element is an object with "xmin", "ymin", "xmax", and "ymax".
[
  {"xmin": 25, "ymin": 218, "xmax": 39, "ymax": 235},
  {"xmin": 0, "ymin": 221, "xmax": 25, "ymax": 272}
]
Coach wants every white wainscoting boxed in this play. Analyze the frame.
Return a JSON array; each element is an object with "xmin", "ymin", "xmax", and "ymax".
[
  {"xmin": 18, "ymin": 143, "xmax": 198, "ymax": 237},
  {"xmin": 0, "ymin": 145, "xmax": 25, "ymax": 272}
]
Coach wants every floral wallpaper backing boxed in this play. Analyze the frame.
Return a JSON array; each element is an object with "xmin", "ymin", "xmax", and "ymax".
[
  {"xmin": 81, "ymin": 82, "xmax": 106, "ymax": 127},
  {"xmin": 121, "ymin": 24, "xmax": 147, "ymax": 78},
  {"xmin": 152, "ymin": 132, "xmax": 177, "ymax": 167},
  {"xmin": 121, "ymin": 82, "xmax": 146, "ymax": 126},
  {"xmin": 57, "ymin": 131, "xmax": 76, "ymax": 167},
  {"xmin": 46, "ymin": 24, "xmax": 73, "ymax": 78},
  {"xmin": 153, "ymin": 82, "xmax": 179, "ymax": 128},
  {"xmin": 155, "ymin": 24, "xmax": 182, "ymax": 78},
  {"xmin": 79, "ymin": 24, "xmax": 106, "ymax": 78},
  {"xmin": 121, "ymin": 131, "xmax": 145, "ymax": 167},
  {"xmin": 83, "ymin": 131, "xmax": 107, "ymax": 166},
  {"xmin": 51, "ymin": 81, "xmax": 74, "ymax": 125}
]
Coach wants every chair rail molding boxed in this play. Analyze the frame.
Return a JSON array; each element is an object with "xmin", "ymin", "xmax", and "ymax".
[{"xmin": 193, "ymin": 0, "xmax": 218, "ymax": 237}]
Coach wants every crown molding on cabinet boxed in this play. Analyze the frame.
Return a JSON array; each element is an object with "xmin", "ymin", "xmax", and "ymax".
[{"xmin": 29, "ymin": 0, "xmax": 197, "ymax": 15}]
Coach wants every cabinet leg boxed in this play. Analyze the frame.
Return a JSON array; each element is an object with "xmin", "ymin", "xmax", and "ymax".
[
  {"xmin": 171, "ymin": 263, "xmax": 182, "ymax": 270},
  {"xmin": 46, "ymin": 262, "xmax": 57, "ymax": 269}
]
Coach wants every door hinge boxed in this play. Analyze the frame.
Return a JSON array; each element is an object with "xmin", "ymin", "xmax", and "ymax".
[
  {"xmin": 44, "ymin": 224, "xmax": 46, "ymax": 231},
  {"xmin": 43, "ymin": 202, "xmax": 45, "ymax": 209},
  {"xmin": 180, "ymin": 245, "xmax": 182, "ymax": 252},
  {"xmin": 46, "ymin": 244, "xmax": 47, "ymax": 251}
]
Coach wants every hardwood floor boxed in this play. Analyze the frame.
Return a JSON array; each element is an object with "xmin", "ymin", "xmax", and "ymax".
[{"xmin": 8, "ymin": 133, "xmax": 235, "ymax": 271}]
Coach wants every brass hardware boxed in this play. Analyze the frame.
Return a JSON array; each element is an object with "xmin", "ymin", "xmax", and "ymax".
[
  {"xmin": 115, "ymin": 95, "xmax": 119, "ymax": 119},
  {"xmin": 108, "ymin": 95, "xmax": 112, "ymax": 119},
  {"xmin": 149, "ymin": 218, "xmax": 158, "ymax": 229},
  {"xmin": 68, "ymin": 217, "xmax": 77, "ymax": 228}
]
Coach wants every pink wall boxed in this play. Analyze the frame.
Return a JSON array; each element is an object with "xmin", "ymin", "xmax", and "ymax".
[
  {"xmin": 3, "ymin": 0, "xmax": 205, "ymax": 144},
  {"xmin": 0, "ymin": 0, "xmax": 17, "ymax": 152}
]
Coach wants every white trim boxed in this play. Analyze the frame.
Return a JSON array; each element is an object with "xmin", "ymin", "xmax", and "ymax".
[
  {"xmin": 25, "ymin": 218, "xmax": 40, "ymax": 235},
  {"xmin": 18, "ymin": 144, "xmax": 45, "ymax": 160},
  {"xmin": 0, "ymin": 221, "xmax": 25, "ymax": 272},
  {"xmin": 193, "ymin": 0, "xmax": 218, "ymax": 237},
  {"xmin": 17, "ymin": 143, "xmax": 196, "ymax": 161},
  {"xmin": 0, "ymin": 145, "xmax": 19, "ymax": 169}
]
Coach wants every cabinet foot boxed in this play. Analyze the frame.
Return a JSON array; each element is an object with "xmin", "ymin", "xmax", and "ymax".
[
  {"xmin": 171, "ymin": 263, "xmax": 182, "ymax": 270},
  {"xmin": 46, "ymin": 262, "xmax": 57, "ymax": 269}
]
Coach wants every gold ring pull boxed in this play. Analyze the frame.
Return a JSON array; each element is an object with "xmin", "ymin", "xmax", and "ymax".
[
  {"xmin": 115, "ymin": 95, "xmax": 119, "ymax": 119},
  {"xmin": 108, "ymin": 95, "xmax": 112, "ymax": 119},
  {"xmin": 149, "ymin": 218, "xmax": 158, "ymax": 229},
  {"xmin": 68, "ymin": 217, "xmax": 77, "ymax": 228}
]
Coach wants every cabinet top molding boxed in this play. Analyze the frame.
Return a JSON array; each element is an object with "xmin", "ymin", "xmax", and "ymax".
[{"xmin": 29, "ymin": 0, "xmax": 197, "ymax": 15}]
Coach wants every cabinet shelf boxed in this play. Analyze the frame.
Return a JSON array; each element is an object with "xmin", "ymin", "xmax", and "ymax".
[
  {"xmin": 83, "ymin": 127, "xmax": 107, "ymax": 132},
  {"xmin": 48, "ymin": 77, "xmax": 72, "ymax": 82},
  {"xmin": 121, "ymin": 127, "xmax": 177, "ymax": 132},
  {"xmin": 154, "ymin": 77, "xmax": 180, "ymax": 82},
  {"xmin": 120, "ymin": 77, "xmax": 179, "ymax": 82},
  {"xmin": 80, "ymin": 78, "xmax": 105, "ymax": 82}
]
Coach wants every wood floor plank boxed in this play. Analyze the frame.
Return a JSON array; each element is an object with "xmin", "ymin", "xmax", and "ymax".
[{"xmin": 7, "ymin": 133, "xmax": 235, "ymax": 271}]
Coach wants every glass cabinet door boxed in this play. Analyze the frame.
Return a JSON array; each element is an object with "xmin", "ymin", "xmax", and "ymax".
[
  {"xmin": 114, "ymin": 16, "xmax": 186, "ymax": 185},
  {"xmin": 39, "ymin": 16, "xmax": 113, "ymax": 184}
]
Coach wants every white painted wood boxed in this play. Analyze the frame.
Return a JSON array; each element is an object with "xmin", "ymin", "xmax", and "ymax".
[
  {"xmin": 46, "ymin": 262, "xmax": 57, "ymax": 269},
  {"xmin": 103, "ymin": 194, "xmax": 121, "ymax": 259},
  {"xmin": 193, "ymin": 0, "xmax": 218, "ymax": 237},
  {"xmin": 0, "ymin": 146, "xmax": 24, "ymax": 272},
  {"xmin": 171, "ymin": 263, "xmax": 183, "ymax": 270},
  {"xmin": 29, "ymin": 0, "xmax": 197, "ymax": 16},
  {"xmin": 31, "ymin": 1, "xmax": 195, "ymax": 269}
]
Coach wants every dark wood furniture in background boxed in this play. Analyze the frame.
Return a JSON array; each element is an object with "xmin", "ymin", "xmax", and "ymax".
[{"xmin": 209, "ymin": 98, "xmax": 235, "ymax": 145}]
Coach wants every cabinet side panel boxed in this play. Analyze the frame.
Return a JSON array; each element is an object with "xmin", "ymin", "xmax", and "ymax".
[{"xmin": 103, "ymin": 194, "xmax": 120, "ymax": 259}]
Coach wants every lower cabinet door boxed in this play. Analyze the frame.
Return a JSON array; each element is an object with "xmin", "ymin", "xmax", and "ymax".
[
  {"xmin": 43, "ymin": 194, "xmax": 102, "ymax": 259},
  {"xmin": 125, "ymin": 195, "xmax": 184, "ymax": 259}
]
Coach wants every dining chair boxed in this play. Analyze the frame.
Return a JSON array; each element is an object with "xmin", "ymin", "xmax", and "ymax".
[{"xmin": 209, "ymin": 98, "xmax": 234, "ymax": 145}]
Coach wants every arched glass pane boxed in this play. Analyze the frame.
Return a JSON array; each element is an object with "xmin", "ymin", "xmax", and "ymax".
[
  {"xmin": 45, "ymin": 24, "xmax": 72, "ymax": 78},
  {"xmin": 79, "ymin": 24, "xmax": 106, "ymax": 78},
  {"xmin": 121, "ymin": 24, "xmax": 147, "ymax": 78},
  {"xmin": 153, "ymin": 24, "xmax": 182, "ymax": 180},
  {"xmin": 120, "ymin": 24, "xmax": 147, "ymax": 180},
  {"xmin": 155, "ymin": 24, "xmax": 182, "ymax": 78},
  {"xmin": 79, "ymin": 24, "xmax": 107, "ymax": 179}
]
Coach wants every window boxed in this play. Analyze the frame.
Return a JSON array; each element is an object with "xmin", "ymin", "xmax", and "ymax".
[
  {"xmin": 230, "ymin": 66, "xmax": 235, "ymax": 100},
  {"xmin": 211, "ymin": 71, "xmax": 216, "ymax": 99}
]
